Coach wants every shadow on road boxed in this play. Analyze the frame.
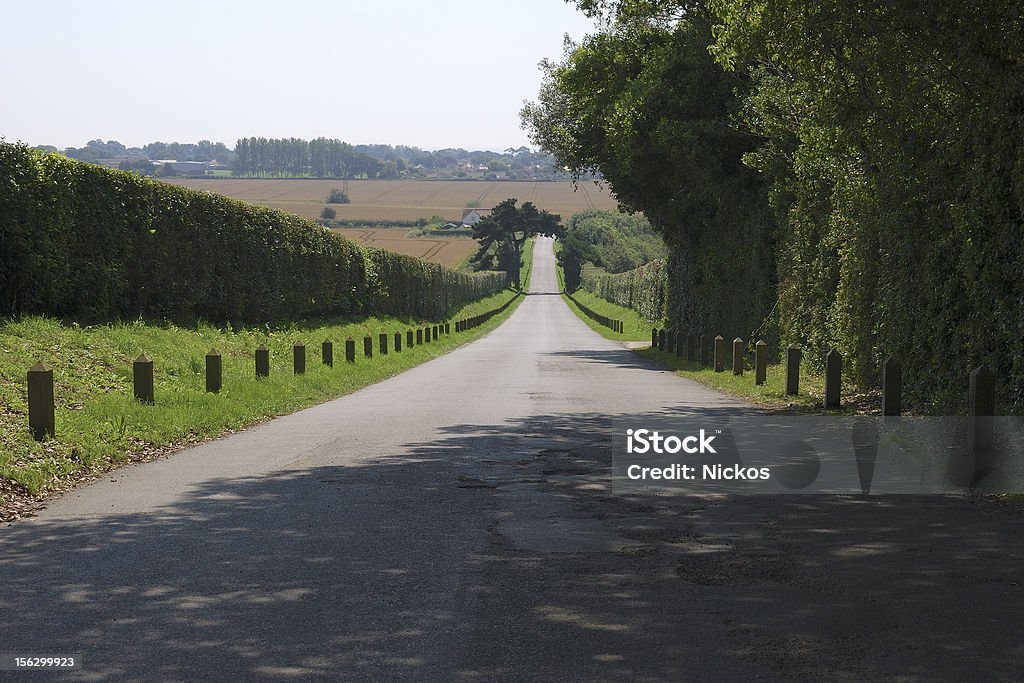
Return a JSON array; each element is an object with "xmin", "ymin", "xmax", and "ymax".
[{"xmin": 2, "ymin": 409, "xmax": 1023, "ymax": 680}]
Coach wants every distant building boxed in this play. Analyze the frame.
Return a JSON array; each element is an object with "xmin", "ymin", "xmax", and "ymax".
[
  {"xmin": 461, "ymin": 209, "xmax": 489, "ymax": 226},
  {"xmin": 154, "ymin": 160, "xmax": 211, "ymax": 175}
]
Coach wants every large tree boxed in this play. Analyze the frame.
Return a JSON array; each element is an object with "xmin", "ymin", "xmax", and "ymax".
[
  {"xmin": 471, "ymin": 198, "xmax": 563, "ymax": 289},
  {"xmin": 520, "ymin": 6, "xmax": 775, "ymax": 339}
]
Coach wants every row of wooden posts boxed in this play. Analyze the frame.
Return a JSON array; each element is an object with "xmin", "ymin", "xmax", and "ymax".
[
  {"xmin": 25, "ymin": 293, "xmax": 518, "ymax": 442},
  {"xmin": 651, "ymin": 328, "xmax": 999, "ymax": 451},
  {"xmin": 566, "ymin": 293, "xmax": 624, "ymax": 334}
]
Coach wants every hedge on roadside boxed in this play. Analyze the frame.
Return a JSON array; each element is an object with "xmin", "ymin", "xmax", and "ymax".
[
  {"xmin": 580, "ymin": 260, "xmax": 666, "ymax": 323},
  {"xmin": 0, "ymin": 144, "xmax": 506, "ymax": 323}
]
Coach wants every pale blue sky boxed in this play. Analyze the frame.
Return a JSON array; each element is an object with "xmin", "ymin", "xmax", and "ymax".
[{"xmin": 1, "ymin": 0, "xmax": 595, "ymax": 152}]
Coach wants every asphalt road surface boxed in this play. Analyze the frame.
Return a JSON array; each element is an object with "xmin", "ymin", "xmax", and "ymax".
[{"xmin": 2, "ymin": 238, "xmax": 1022, "ymax": 681}]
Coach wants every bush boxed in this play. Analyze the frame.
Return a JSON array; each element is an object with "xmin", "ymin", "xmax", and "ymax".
[
  {"xmin": 327, "ymin": 188, "xmax": 350, "ymax": 204},
  {"xmin": 0, "ymin": 143, "xmax": 507, "ymax": 324},
  {"xmin": 320, "ymin": 206, "xmax": 337, "ymax": 220}
]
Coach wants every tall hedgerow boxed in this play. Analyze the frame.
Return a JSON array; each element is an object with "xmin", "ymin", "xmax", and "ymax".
[{"xmin": 0, "ymin": 144, "xmax": 506, "ymax": 324}]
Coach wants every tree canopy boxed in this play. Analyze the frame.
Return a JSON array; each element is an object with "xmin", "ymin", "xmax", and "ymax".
[
  {"xmin": 470, "ymin": 198, "xmax": 563, "ymax": 289},
  {"xmin": 523, "ymin": 0, "xmax": 1024, "ymax": 412}
]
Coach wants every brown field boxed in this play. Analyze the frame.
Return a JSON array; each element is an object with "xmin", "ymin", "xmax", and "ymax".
[
  {"xmin": 330, "ymin": 228, "xmax": 476, "ymax": 268},
  {"xmin": 162, "ymin": 178, "xmax": 619, "ymax": 223}
]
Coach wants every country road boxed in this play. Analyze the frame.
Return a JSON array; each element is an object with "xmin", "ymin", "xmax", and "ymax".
[{"xmin": 2, "ymin": 237, "xmax": 1023, "ymax": 681}]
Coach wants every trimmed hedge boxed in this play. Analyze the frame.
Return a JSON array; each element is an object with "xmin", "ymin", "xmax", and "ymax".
[
  {"xmin": 0, "ymin": 144, "xmax": 506, "ymax": 323},
  {"xmin": 580, "ymin": 260, "xmax": 666, "ymax": 323}
]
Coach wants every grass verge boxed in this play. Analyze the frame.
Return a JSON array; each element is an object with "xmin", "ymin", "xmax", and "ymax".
[
  {"xmin": 635, "ymin": 348, "xmax": 882, "ymax": 414},
  {"xmin": 553, "ymin": 260, "xmax": 876, "ymax": 414},
  {"xmin": 0, "ymin": 284, "xmax": 527, "ymax": 518},
  {"xmin": 554, "ymin": 258, "xmax": 654, "ymax": 341}
]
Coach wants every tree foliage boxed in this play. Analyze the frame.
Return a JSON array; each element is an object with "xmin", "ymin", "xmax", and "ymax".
[
  {"xmin": 527, "ymin": 0, "xmax": 1024, "ymax": 412},
  {"xmin": 470, "ymin": 198, "xmax": 563, "ymax": 289},
  {"xmin": 521, "ymin": 11, "xmax": 775, "ymax": 343}
]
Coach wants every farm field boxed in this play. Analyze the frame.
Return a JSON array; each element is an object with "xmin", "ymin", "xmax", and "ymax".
[
  {"xmin": 162, "ymin": 178, "xmax": 619, "ymax": 223},
  {"xmin": 331, "ymin": 228, "xmax": 476, "ymax": 268}
]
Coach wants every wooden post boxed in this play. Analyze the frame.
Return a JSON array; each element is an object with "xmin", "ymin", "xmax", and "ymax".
[
  {"xmin": 134, "ymin": 353, "xmax": 154, "ymax": 404},
  {"xmin": 824, "ymin": 349, "xmax": 842, "ymax": 409},
  {"xmin": 345, "ymin": 338, "xmax": 356, "ymax": 362},
  {"xmin": 882, "ymin": 355, "xmax": 901, "ymax": 416},
  {"xmin": 700, "ymin": 334, "xmax": 710, "ymax": 367},
  {"xmin": 379, "ymin": 333, "xmax": 388, "ymax": 355},
  {"xmin": 968, "ymin": 365, "xmax": 995, "ymax": 453},
  {"xmin": 732, "ymin": 338, "xmax": 744, "ymax": 376},
  {"xmin": 255, "ymin": 345, "xmax": 270, "ymax": 378},
  {"xmin": 432, "ymin": 325, "xmax": 438, "ymax": 341},
  {"xmin": 713, "ymin": 336, "xmax": 725, "ymax": 372},
  {"xmin": 363, "ymin": 336, "xmax": 373, "ymax": 357},
  {"xmin": 407, "ymin": 329, "xmax": 415, "ymax": 348},
  {"xmin": 651, "ymin": 328, "xmax": 658, "ymax": 348},
  {"xmin": 394, "ymin": 331, "xmax": 402, "ymax": 352},
  {"xmin": 445, "ymin": 323, "xmax": 450, "ymax": 335},
  {"xmin": 687, "ymin": 334, "xmax": 697, "ymax": 362},
  {"xmin": 676, "ymin": 331, "xmax": 685, "ymax": 357},
  {"xmin": 206, "ymin": 348, "xmax": 222, "ymax": 393},
  {"xmin": 785, "ymin": 345, "xmax": 801, "ymax": 395},
  {"xmin": 322, "ymin": 339, "xmax": 333, "ymax": 367},
  {"xmin": 658, "ymin": 329, "xmax": 666, "ymax": 351},
  {"xmin": 667, "ymin": 330, "xmax": 676, "ymax": 354},
  {"xmin": 755, "ymin": 340, "xmax": 767, "ymax": 386},
  {"xmin": 27, "ymin": 361, "xmax": 55, "ymax": 441},
  {"xmin": 293, "ymin": 342, "xmax": 305, "ymax": 375},
  {"xmin": 417, "ymin": 328, "xmax": 423, "ymax": 345}
]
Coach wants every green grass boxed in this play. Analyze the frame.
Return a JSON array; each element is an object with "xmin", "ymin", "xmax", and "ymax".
[
  {"xmin": 552, "ymin": 258, "xmax": 871, "ymax": 413},
  {"xmin": 554, "ymin": 257, "xmax": 655, "ymax": 341},
  {"xmin": 0, "ymin": 286, "xmax": 527, "ymax": 501},
  {"xmin": 636, "ymin": 347, "xmax": 846, "ymax": 413}
]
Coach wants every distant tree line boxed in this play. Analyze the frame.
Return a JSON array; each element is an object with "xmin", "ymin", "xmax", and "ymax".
[{"xmin": 34, "ymin": 138, "xmax": 586, "ymax": 180}]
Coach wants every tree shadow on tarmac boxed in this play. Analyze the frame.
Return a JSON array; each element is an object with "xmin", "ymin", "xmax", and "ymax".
[{"xmin": 2, "ymin": 409, "xmax": 1023, "ymax": 681}]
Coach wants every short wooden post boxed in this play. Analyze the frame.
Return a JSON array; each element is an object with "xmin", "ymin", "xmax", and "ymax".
[
  {"xmin": 882, "ymin": 355, "xmax": 901, "ymax": 416},
  {"xmin": 658, "ymin": 329, "xmax": 666, "ymax": 351},
  {"xmin": 345, "ymin": 338, "xmax": 356, "ymax": 362},
  {"xmin": 432, "ymin": 325, "xmax": 438, "ymax": 341},
  {"xmin": 417, "ymin": 328, "xmax": 423, "ymax": 345},
  {"xmin": 785, "ymin": 345, "xmax": 801, "ymax": 395},
  {"xmin": 700, "ymin": 334, "xmax": 710, "ymax": 367},
  {"xmin": 755, "ymin": 340, "xmax": 767, "ymax": 386},
  {"xmin": 675, "ymin": 331, "xmax": 685, "ymax": 357},
  {"xmin": 407, "ymin": 329, "xmax": 415, "ymax": 348},
  {"xmin": 322, "ymin": 339, "xmax": 333, "ymax": 367},
  {"xmin": 394, "ymin": 331, "xmax": 402, "ymax": 352},
  {"xmin": 379, "ymin": 333, "xmax": 388, "ymax": 355},
  {"xmin": 27, "ymin": 361, "xmax": 55, "ymax": 441},
  {"xmin": 445, "ymin": 323, "xmax": 450, "ymax": 335},
  {"xmin": 255, "ymin": 345, "xmax": 270, "ymax": 378},
  {"xmin": 713, "ymin": 335, "xmax": 725, "ymax": 372},
  {"xmin": 968, "ymin": 365, "xmax": 996, "ymax": 453},
  {"xmin": 293, "ymin": 342, "xmax": 306, "ymax": 375},
  {"xmin": 651, "ymin": 328, "xmax": 658, "ymax": 348},
  {"xmin": 363, "ymin": 336, "xmax": 373, "ymax": 357},
  {"xmin": 206, "ymin": 348, "xmax": 222, "ymax": 393},
  {"xmin": 687, "ymin": 334, "xmax": 697, "ymax": 362},
  {"xmin": 667, "ymin": 330, "xmax": 676, "ymax": 354},
  {"xmin": 133, "ymin": 353, "xmax": 154, "ymax": 404},
  {"xmin": 732, "ymin": 337, "xmax": 744, "ymax": 376},
  {"xmin": 824, "ymin": 349, "xmax": 842, "ymax": 408}
]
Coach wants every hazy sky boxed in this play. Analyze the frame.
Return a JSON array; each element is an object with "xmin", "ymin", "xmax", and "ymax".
[{"xmin": 1, "ymin": 0, "xmax": 596, "ymax": 152}]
